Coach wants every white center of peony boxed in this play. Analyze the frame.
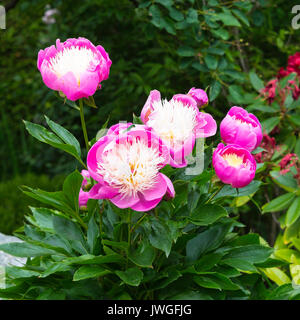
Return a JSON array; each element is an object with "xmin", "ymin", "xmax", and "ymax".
[
  {"xmin": 147, "ymin": 99, "xmax": 197, "ymax": 148},
  {"xmin": 223, "ymin": 153, "xmax": 244, "ymax": 168},
  {"xmin": 48, "ymin": 46, "xmax": 100, "ymax": 85},
  {"xmin": 97, "ymin": 139, "xmax": 164, "ymax": 197}
]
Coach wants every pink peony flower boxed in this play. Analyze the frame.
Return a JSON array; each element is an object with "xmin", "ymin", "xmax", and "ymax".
[
  {"xmin": 37, "ymin": 37, "xmax": 112, "ymax": 101},
  {"xmin": 187, "ymin": 87, "xmax": 208, "ymax": 107},
  {"xmin": 220, "ymin": 106, "xmax": 262, "ymax": 152},
  {"xmin": 79, "ymin": 170, "xmax": 91, "ymax": 209},
  {"xmin": 140, "ymin": 90, "xmax": 217, "ymax": 168},
  {"xmin": 213, "ymin": 143, "xmax": 257, "ymax": 188},
  {"xmin": 87, "ymin": 125, "xmax": 175, "ymax": 212}
]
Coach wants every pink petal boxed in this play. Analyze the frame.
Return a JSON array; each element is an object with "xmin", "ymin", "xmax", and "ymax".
[
  {"xmin": 195, "ymin": 112, "xmax": 217, "ymax": 138},
  {"xmin": 140, "ymin": 90, "xmax": 161, "ymax": 124},
  {"xmin": 142, "ymin": 173, "xmax": 167, "ymax": 201},
  {"xmin": 130, "ymin": 196, "xmax": 162, "ymax": 212},
  {"xmin": 110, "ymin": 193, "xmax": 139, "ymax": 209},
  {"xmin": 161, "ymin": 173, "xmax": 175, "ymax": 198},
  {"xmin": 88, "ymin": 183, "xmax": 119, "ymax": 199}
]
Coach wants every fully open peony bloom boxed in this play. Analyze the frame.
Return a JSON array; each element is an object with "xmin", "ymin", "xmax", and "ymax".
[
  {"xmin": 79, "ymin": 170, "xmax": 91, "ymax": 209},
  {"xmin": 87, "ymin": 125, "xmax": 175, "ymax": 212},
  {"xmin": 140, "ymin": 90, "xmax": 217, "ymax": 167},
  {"xmin": 213, "ymin": 143, "xmax": 256, "ymax": 188},
  {"xmin": 220, "ymin": 106, "xmax": 262, "ymax": 152},
  {"xmin": 37, "ymin": 37, "xmax": 112, "ymax": 101}
]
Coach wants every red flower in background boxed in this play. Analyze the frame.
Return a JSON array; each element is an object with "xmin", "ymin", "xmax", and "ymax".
[
  {"xmin": 260, "ymin": 79, "xmax": 278, "ymax": 104},
  {"xmin": 254, "ymin": 133, "xmax": 278, "ymax": 163},
  {"xmin": 261, "ymin": 52, "xmax": 300, "ymax": 106}
]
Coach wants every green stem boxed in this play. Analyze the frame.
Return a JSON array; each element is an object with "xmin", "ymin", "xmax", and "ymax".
[
  {"xmin": 79, "ymin": 99, "xmax": 90, "ymax": 152},
  {"xmin": 74, "ymin": 211, "xmax": 88, "ymax": 230},
  {"xmin": 127, "ymin": 210, "xmax": 131, "ymax": 268},
  {"xmin": 99, "ymin": 201, "xmax": 104, "ymax": 239},
  {"xmin": 205, "ymin": 185, "xmax": 224, "ymax": 204},
  {"xmin": 130, "ymin": 213, "xmax": 147, "ymax": 233}
]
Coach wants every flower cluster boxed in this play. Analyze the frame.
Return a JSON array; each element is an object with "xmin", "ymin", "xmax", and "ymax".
[
  {"xmin": 38, "ymin": 37, "xmax": 264, "ymax": 210},
  {"xmin": 261, "ymin": 52, "xmax": 300, "ymax": 104},
  {"xmin": 213, "ymin": 107, "xmax": 262, "ymax": 188},
  {"xmin": 84, "ymin": 88, "xmax": 216, "ymax": 211},
  {"xmin": 279, "ymin": 153, "xmax": 300, "ymax": 185},
  {"xmin": 254, "ymin": 134, "xmax": 278, "ymax": 163}
]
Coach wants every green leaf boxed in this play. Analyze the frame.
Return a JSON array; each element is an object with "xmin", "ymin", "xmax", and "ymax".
[
  {"xmin": 177, "ymin": 46, "xmax": 195, "ymax": 57},
  {"xmin": 215, "ymin": 180, "xmax": 261, "ymax": 199},
  {"xmin": 204, "ymin": 54, "xmax": 218, "ymax": 70},
  {"xmin": 232, "ymin": 9, "xmax": 249, "ymax": 26},
  {"xmin": 29, "ymin": 207, "xmax": 55, "ymax": 233},
  {"xmin": 262, "ymin": 193, "xmax": 295, "ymax": 213},
  {"xmin": 168, "ymin": 7, "xmax": 184, "ymax": 21},
  {"xmin": 87, "ymin": 214, "xmax": 99, "ymax": 254},
  {"xmin": 23, "ymin": 121, "xmax": 83, "ymax": 165},
  {"xmin": 228, "ymin": 85, "xmax": 245, "ymax": 104},
  {"xmin": 148, "ymin": 218, "xmax": 173, "ymax": 257},
  {"xmin": 0, "ymin": 242, "xmax": 58, "ymax": 258},
  {"xmin": 211, "ymin": 28, "xmax": 229, "ymax": 40},
  {"xmin": 222, "ymin": 258, "xmax": 257, "ymax": 272},
  {"xmin": 217, "ymin": 12, "xmax": 241, "ymax": 27},
  {"xmin": 115, "ymin": 267, "xmax": 143, "ymax": 286},
  {"xmin": 155, "ymin": 0, "xmax": 173, "ymax": 8},
  {"xmin": 128, "ymin": 242, "xmax": 156, "ymax": 268},
  {"xmin": 63, "ymin": 170, "xmax": 83, "ymax": 213},
  {"xmin": 186, "ymin": 223, "xmax": 232, "ymax": 262},
  {"xmin": 262, "ymin": 267, "xmax": 290, "ymax": 286},
  {"xmin": 53, "ymin": 216, "xmax": 85, "ymax": 244},
  {"xmin": 186, "ymin": 8, "xmax": 198, "ymax": 24},
  {"xmin": 261, "ymin": 117, "xmax": 280, "ymax": 134},
  {"xmin": 102, "ymin": 239, "xmax": 129, "ymax": 251},
  {"xmin": 5, "ymin": 266, "xmax": 41, "ymax": 279},
  {"xmin": 247, "ymin": 104, "xmax": 279, "ymax": 113},
  {"xmin": 73, "ymin": 265, "xmax": 111, "ymax": 281},
  {"xmin": 189, "ymin": 205, "xmax": 228, "ymax": 226},
  {"xmin": 133, "ymin": 113, "xmax": 143, "ymax": 124},
  {"xmin": 224, "ymin": 244, "xmax": 273, "ymax": 264},
  {"xmin": 194, "ymin": 273, "xmax": 240, "ymax": 290},
  {"xmin": 22, "ymin": 187, "xmax": 69, "ymax": 210},
  {"xmin": 249, "ymin": 71, "xmax": 264, "ymax": 91},
  {"xmin": 286, "ymin": 197, "xmax": 300, "ymax": 227},
  {"xmin": 44, "ymin": 116, "xmax": 81, "ymax": 156},
  {"xmin": 194, "ymin": 253, "xmax": 224, "ymax": 272},
  {"xmin": 270, "ymin": 170, "xmax": 298, "ymax": 192},
  {"xmin": 209, "ymin": 80, "xmax": 221, "ymax": 102},
  {"xmin": 62, "ymin": 253, "xmax": 124, "ymax": 265},
  {"xmin": 40, "ymin": 263, "xmax": 72, "ymax": 278}
]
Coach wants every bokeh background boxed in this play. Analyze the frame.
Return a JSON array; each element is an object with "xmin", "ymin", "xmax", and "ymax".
[{"xmin": 0, "ymin": 0, "xmax": 299, "ymax": 236}]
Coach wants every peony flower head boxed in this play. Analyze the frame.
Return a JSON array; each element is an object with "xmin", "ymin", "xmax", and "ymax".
[
  {"xmin": 79, "ymin": 170, "xmax": 91, "ymax": 209},
  {"xmin": 213, "ymin": 143, "xmax": 256, "ymax": 188},
  {"xmin": 140, "ymin": 90, "xmax": 217, "ymax": 167},
  {"xmin": 220, "ymin": 106, "xmax": 262, "ymax": 152},
  {"xmin": 87, "ymin": 125, "xmax": 174, "ymax": 212},
  {"xmin": 37, "ymin": 37, "xmax": 112, "ymax": 101},
  {"xmin": 187, "ymin": 87, "xmax": 208, "ymax": 107}
]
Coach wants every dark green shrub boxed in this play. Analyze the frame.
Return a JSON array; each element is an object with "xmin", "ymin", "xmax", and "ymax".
[{"xmin": 0, "ymin": 173, "xmax": 65, "ymax": 235}]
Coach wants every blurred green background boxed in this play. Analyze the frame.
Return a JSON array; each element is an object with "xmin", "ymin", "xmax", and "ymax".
[{"xmin": 0, "ymin": 0, "xmax": 299, "ymax": 234}]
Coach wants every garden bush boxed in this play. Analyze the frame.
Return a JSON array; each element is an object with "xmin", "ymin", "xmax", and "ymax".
[{"xmin": 0, "ymin": 174, "xmax": 65, "ymax": 235}]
